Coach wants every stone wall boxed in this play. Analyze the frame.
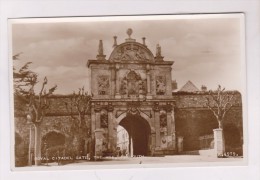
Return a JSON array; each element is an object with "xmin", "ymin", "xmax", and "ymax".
[
  {"xmin": 15, "ymin": 115, "xmax": 74, "ymax": 152},
  {"xmin": 14, "ymin": 91, "xmax": 244, "ymax": 157},
  {"xmin": 173, "ymin": 92, "xmax": 243, "ymax": 154},
  {"xmin": 173, "ymin": 91, "xmax": 242, "ymax": 108}
]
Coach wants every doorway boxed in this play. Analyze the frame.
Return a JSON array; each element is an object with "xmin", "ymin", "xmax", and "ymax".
[{"xmin": 119, "ymin": 114, "xmax": 151, "ymax": 156}]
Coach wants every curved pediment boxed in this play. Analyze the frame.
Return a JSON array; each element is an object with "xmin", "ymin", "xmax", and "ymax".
[{"xmin": 109, "ymin": 42, "xmax": 155, "ymax": 62}]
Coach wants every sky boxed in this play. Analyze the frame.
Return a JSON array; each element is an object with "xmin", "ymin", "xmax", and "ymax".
[{"xmin": 11, "ymin": 15, "xmax": 244, "ymax": 94}]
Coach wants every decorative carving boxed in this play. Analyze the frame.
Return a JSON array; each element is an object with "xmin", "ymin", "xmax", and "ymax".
[
  {"xmin": 138, "ymin": 80, "xmax": 146, "ymax": 95},
  {"xmin": 153, "ymin": 102, "xmax": 160, "ymax": 112},
  {"xmin": 107, "ymin": 102, "xmax": 114, "ymax": 112},
  {"xmin": 100, "ymin": 110, "xmax": 108, "ymax": 128},
  {"xmin": 97, "ymin": 75, "xmax": 110, "ymax": 95},
  {"xmin": 127, "ymin": 101, "xmax": 141, "ymax": 108},
  {"xmin": 164, "ymin": 102, "xmax": 173, "ymax": 112},
  {"xmin": 127, "ymin": 71, "xmax": 140, "ymax": 95},
  {"xmin": 113, "ymin": 44, "xmax": 149, "ymax": 61},
  {"xmin": 127, "ymin": 107, "xmax": 139, "ymax": 116},
  {"xmin": 94, "ymin": 102, "xmax": 101, "ymax": 112},
  {"xmin": 127, "ymin": 101, "xmax": 141, "ymax": 116},
  {"xmin": 156, "ymin": 76, "xmax": 166, "ymax": 95},
  {"xmin": 120, "ymin": 70, "xmax": 146, "ymax": 97},
  {"xmin": 120, "ymin": 77, "xmax": 128, "ymax": 95},
  {"xmin": 160, "ymin": 110, "xmax": 167, "ymax": 129}
]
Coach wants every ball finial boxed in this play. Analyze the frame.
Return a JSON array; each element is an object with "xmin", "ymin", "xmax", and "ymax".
[{"xmin": 127, "ymin": 28, "xmax": 133, "ymax": 38}]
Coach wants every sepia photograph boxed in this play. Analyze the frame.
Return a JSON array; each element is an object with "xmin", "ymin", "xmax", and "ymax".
[{"xmin": 10, "ymin": 14, "xmax": 246, "ymax": 170}]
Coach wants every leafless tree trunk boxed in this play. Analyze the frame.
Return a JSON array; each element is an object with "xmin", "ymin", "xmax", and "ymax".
[
  {"xmin": 13, "ymin": 55, "xmax": 57, "ymax": 166},
  {"xmin": 205, "ymin": 85, "xmax": 235, "ymax": 153},
  {"xmin": 34, "ymin": 123, "xmax": 41, "ymax": 165},
  {"xmin": 27, "ymin": 77, "xmax": 57, "ymax": 166},
  {"xmin": 64, "ymin": 87, "xmax": 92, "ymax": 157}
]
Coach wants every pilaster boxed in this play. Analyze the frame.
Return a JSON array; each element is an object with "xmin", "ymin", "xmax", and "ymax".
[
  {"xmin": 115, "ymin": 63, "xmax": 121, "ymax": 99},
  {"xmin": 146, "ymin": 64, "xmax": 152, "ymax": 99},
  {"xmin": 94, "ymin": 102, "xmax": 101, "ymax": 129},
  {"xmin": 153, "ymin": 102, "xmax": 161, "ymax": 147},
  {"xmin": 213, "ymin": 128, "xmax": 225, "ymax": 156},
  {"xmin": 107, "ymin": 103, "xmax": 114, "ymax": 151}
]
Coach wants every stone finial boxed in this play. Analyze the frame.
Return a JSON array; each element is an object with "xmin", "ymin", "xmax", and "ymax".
[
  {"xmin": 142, "ymin": 37, "xmax": 146, "ymax": 46},
  {"xmin": 127, "ymin": 28, "xmax": 133, "ymax": 38},
  {"xmin": 98, "ymin": 40, "xmax": 104, "ymax": 56},
  {"xmin": 125, "ymin": 28, "xmax": 136, "ymax": 42},
  {"xmin": 97, "ymin": 40, "xmax": 106, "ymax": 60},
  {"xmin": 155, "ymin": 43, "xmax": 164, "ymax": 61},
  {"xmin": 156, "ymin": 44, "xmax": 161, "ymax": 57},
  {"xmin": 113, "ymin": 36, "xmax": 117, "ymax": 48}
]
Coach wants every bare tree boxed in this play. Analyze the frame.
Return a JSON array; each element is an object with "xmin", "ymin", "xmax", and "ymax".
[
  {"xmin": 27, "ymin": 77, "xmax": 57, "ymax": 165},
  {"xmin": 205, "ymin": 85, "xmax": 236, "ymax": 154},
  {"xmin": 13, "ymin": 54, "xmax": 57, "ymax": 166},
  {"xmin": 205, "ymin": 85, "xmax": 235, "ymax": 129},
  {"xmin": 64, "ymin": 87, "xmax": 92, "ymax": 157}
]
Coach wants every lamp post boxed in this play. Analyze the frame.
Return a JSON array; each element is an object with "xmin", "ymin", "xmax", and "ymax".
[
  {"xmin": 43, "ymin": 141, "xmax": 48, "ymax": 166},
  {"xmin": 26, "ymin": 114, "xmax": 33, "ymax": 166}
]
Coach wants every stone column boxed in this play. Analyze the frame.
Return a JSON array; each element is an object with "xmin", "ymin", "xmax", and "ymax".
[
  {"xmin": 90, "ymin": 105, "xmax": 96, "ymax": 160},
  {"xmin": 107, "ymin": 103, "xmax": 114, "ymax": 151},
  {"xmin": 146, "ymin": 64, "xmax": 152, "ymax": 99},
  {"xmin": 94, "ymin": 103, "xmax": 101, "ymax": 129},
  {"xmin": 177, "ymin": 136, "xmax": 184, "ymax": 153},
  {"xmin": 150, "ymin": 69, "xmax": 155, "ymax": 95},
  {"xmin": 111, "ymin": 67, "xmax": 116, "ymax": 96},
  {"xmin": 171, "ymin": 108, "xmax": 176, "ymax": 134},
  {"xmin": 115, "ymin": 63, "xmax": 121, "ymax": 99},
  {"xmin": 166, "ymin": 111, "xmax": 172, "ymax": 135},
  {"xmin": 95, "ymin": 112, "xmax": 101, "ymax": 129},
  {"xmin": 151, "ymin": 132, "xmax": 156, "ymax": 156},
  {"xmin": 165, "ymin": 103, "xmax": 176, "ymax": 150},
  {"xmin": 165, "ymin": 103, "xmax": 173, "ymax": 134},
  {"xmin": 150, "ymin": 112, "xmax": 156, "ymax": 152},
  {"xmin": 154, "ymin": 103, "xmax": 161, "ymax": 148},
  {"xmin": 94, "ymin": 129, "xmax": 105, "ymax": 158},
  {"xmin": 171, "ymin": 108, "xmax": 176, "ymax": 150},
  {"xmin": 213, "ymin": 128, "xmax": 225, "ymax": 156},
  {"xmin": 91, "ymin": 105, "xmax": 96, "ymax": 134}
]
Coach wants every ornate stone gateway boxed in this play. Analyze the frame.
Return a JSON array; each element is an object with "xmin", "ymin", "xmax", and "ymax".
[{"xmin": 87, "ymin": 29, "xmax": 176, "ymax": 156}]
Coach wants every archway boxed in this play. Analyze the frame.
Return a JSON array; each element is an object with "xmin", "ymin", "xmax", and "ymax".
[
  {"xmin": 41, "ymin": 131, "xmax": 66, "ymax": 162},
  {"xmin": 119, "ymin": 114, "xmax": 151, "ymax": 156}
]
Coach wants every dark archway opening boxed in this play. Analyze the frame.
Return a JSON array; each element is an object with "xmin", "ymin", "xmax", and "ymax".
[
  {"xmin": 41, "ymin": 131, "xmax": 66, "ymax": 162},
  {"xmin": 119, "ymin": 114, "xmax": 151, "ymax": 156}
]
